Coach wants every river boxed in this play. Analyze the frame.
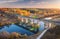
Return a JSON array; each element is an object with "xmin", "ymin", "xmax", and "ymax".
[{"xmin": 0, "ymin": 21, "xmax": 45, "ymax": 36}]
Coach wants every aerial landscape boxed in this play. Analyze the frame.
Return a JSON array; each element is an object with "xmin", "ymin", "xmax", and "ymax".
[
  {"xmin": 0, "ymin": 0, "xmax": 60, "ymax": 39},
  {"xmin": 0, "ymin": 8, "xmax": 60, "ymax": 39}
]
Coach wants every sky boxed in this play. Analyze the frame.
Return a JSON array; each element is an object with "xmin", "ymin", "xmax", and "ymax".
[{"xmin": 0, "ymin": 0, "xmax": 60, "ymax": 8}]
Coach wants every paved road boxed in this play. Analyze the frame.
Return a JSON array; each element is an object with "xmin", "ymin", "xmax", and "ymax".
[{"xmin": 36, "ymin": 28, "xmax": 49, "ymax": 39}]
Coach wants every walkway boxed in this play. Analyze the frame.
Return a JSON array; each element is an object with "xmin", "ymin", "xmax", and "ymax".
[{"xmin": 36, "ymin": 28, "xmax": 49, "ymax": 39}]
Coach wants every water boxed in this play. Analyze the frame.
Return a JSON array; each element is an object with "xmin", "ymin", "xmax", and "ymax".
[
  {"xmin": 0, "ymin": 21, "xmax": 45, "ymax": 36},
  {"xmin": 0, "ymin": 24, "xmax": 34, "ymax": 36},
  {"xmin": 39, "ymin": 21, "xmax": 45, "ymax": 31}
]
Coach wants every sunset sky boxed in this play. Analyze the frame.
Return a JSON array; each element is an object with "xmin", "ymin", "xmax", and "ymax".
[{"xmin": 0, "ymin": 0, "xmax": 60, "ymax": 8}]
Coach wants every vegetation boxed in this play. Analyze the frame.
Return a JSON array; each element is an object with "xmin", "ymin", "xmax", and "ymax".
[
  {"xmin": 0, "ymin": 8, "xmax": 60, "ymax": 39},
  {"xmin": 41, "ymin": 25, "xmax": 60, "ymax": 39},
  {"xmin": 0, "ymin": 31, "xmax": 28, "ymax": 39},
  {"xmin": 0, "ymin": 8, "xmax": 60, "ymax": 18}
]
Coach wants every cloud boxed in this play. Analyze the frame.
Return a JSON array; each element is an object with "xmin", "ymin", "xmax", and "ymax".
[
  {"xmin": 0, "ymin": 0, "xmax": 20, "ymax": 4},
  {"xmin": 0, "ymin": 0, "xmax": 60, "ymax": 8}
]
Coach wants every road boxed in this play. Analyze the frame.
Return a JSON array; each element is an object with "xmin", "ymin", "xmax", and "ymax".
[{"xmin": 36, "ymin": 28, "xmax": 49, "ymax": 39}]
